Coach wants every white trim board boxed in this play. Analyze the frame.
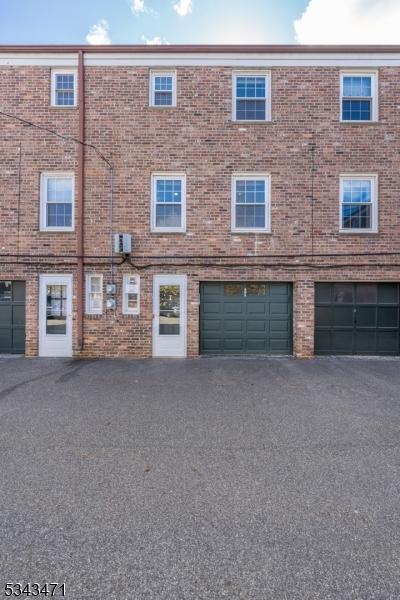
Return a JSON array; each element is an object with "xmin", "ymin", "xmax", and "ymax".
[{"xmin": 3, "ymin": 52, "xmax": 400, "ymax": 67}]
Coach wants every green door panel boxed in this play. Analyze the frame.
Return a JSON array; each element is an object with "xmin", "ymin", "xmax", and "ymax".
[
  {"xmin": 200, "ymin": 282, "xmax": 292, "ymax": 355},
  {"xmin": 315, "ymin": 283, "xmax": 400, "ymax": 355},
  {"xmin": 0, "ymin": 281, "xmax": 25, "ymax": 354}
]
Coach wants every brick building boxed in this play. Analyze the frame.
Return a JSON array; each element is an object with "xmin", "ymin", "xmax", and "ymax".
[{"xmin": 1, "ymin": 45, "xmax": 400, "ymax": 358}]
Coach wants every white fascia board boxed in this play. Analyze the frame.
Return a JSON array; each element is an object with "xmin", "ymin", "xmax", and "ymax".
[
  {"xmin": 0, "ymin": 53, "xmax": 78, "ymax": 66},
  {"xmin": 2, "ymin": 52, "xmax": 400, "ymax": 67}
]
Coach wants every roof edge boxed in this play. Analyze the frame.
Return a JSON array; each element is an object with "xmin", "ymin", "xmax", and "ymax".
[{"xmin": 1, "ymin": 44, "xmax": 400, "ymax": 54}]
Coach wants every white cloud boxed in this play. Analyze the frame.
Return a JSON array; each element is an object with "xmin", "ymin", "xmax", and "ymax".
[
  {"xmin": 131, "ymin": 0, "xmax": 146, "ymax": 13},
  {"xmin": 294, "ymin": 0, "xmax": 400, "ymax": 44},
  {"xmin": 141, "ymin": 35, "xmax": 170, "ymax": 45},
  {"xmin": 131, "ymin": 0, "xmax": 158, "ymax": 16},
  {"xmin": 86, "ymin": 19, "xmax": 111, "ymax": 45},
  {"xmin": 173, "ymin": 0, "xmax": 193, "ymax": 17}
]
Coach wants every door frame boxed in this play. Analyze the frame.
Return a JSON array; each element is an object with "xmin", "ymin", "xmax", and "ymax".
[
  {"xmin": 39, "ymin": 274, "xmax": 73, "ymax": 357},
  {"xmin": 152, "ymin": 274, "xmax": 187, "ymax": 357}
]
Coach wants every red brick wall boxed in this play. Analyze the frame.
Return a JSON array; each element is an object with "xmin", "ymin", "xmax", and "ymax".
[{"xmin": 1, "ymin": 64, "xmax": 400, "ymax": 358}]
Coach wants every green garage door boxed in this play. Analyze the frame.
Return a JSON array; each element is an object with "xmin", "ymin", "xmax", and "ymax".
[
  {"xmin": 315, "ymin": 283, "xmax": 400, "ymax": 355},
  {"xmin": 0, "ymin": 281, "xmax": 25, "ymax": 354},
  {"xmin": 200, "ymin": 282, "xmax": 292, "ymax": 355}
]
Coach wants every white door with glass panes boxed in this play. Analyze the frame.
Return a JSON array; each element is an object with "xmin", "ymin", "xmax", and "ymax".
[
  {"xmin": 39, "ymin": 275, "xmax": 72, "ymax": 357},
  {"xmin": 153, "ymin": 275, "xmax": 187, "ymax": 357}
]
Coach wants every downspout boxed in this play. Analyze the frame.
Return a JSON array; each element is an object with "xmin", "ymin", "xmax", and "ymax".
[{"xmin": 77, "ymin": 50, "xmax": 85, "ymax": 351}]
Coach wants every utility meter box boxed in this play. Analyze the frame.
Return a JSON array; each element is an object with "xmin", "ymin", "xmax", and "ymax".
[{"xmin": 114, "ymin": 233, "xmax": 132, "ymax": 255}]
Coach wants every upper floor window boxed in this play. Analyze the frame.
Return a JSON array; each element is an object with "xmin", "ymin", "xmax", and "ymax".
[
  {"xmin": 51, "ymin": 70, "xmax": 77, "ymax": 107},
  {"xmin": 123, "ymin": 275, "xmax": 140, "ymax": 315},
  {"xmin": 151, "ymin": 174, "xmax": 186, "ymax": 233},
  {"xmin": 232, "ymin": 175, "xmax": 271, "ymax": 232},
  {"xmin": 340, "ymin": 72, "xmax": 377, "ymax": 122},
  {"xmin": 150, "ymin": 71, "xmax": 176, "ymax": 107},
  {"xmin": 85, "ymin": 274, "xmax": 103, "ymax": 315},
  {"xmin": 233, "ymin": 72, "xmax": 270, "ymax": 121},
  {"xmin": 40, "ymin": 173, "xmax": 74, "ymax": 231},
  {"xmin": 340, "ymin": 175, "xmax": 378, "ymax": 233}
]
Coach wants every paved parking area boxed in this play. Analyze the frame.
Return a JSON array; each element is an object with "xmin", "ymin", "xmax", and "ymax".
[{"xmin": 0, "ymin": 356, "xmax": 399, "ymax": 599}]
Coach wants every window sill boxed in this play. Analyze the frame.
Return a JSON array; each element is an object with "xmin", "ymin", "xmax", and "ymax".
[
  {"xmin": 149, "ymin": 105, "xmax": 177, "ymax": 109},
  {"xmin": 339, "ymin": 120, "xmax": 379, "ymax": 125},
  {"xmin": 49, "ymin": 105, "xmax": 78, "ymax": 110},
  {"xmin": 230, "ymin": 119, "xmax": 272, "ymax": 124},
  {"xmin": 339, "ymin": 230, "xmax": 379, "ymax": 235},
  {"xmin": 151, "ymin": 230, "xmax": 186, "ymax": 234},
  {"xmin": 39, "ymin": 228, "xmax": 75, "ymax": 233},
  {"xmin": 231, "ymin": 229, "xmax": 271, "ymax": 234}
]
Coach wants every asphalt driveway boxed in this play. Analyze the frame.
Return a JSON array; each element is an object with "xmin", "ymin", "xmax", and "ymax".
[{"xmin": 0, "ymin": 356, "xmax": 399, "ymax": 600}]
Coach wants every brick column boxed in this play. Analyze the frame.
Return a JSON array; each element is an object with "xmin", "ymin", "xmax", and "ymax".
[
  {"xmin": 293, "ymin": 280, "xmax": 314, "ymax": 358},
  {"xmin": 25, "ymin": 273, "xmax": 39, "ymax": 357},
  {"xmin": 187, "ymin": 276, "xmax": 200, "ymax": 358}
]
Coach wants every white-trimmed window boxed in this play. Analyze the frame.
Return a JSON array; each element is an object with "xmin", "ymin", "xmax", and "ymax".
[
  {"xmin": 340, "ymin": 175, "xmax": 378, "ymax": 233},
  {"xmin": 40, "ymin": 173, "xmax": 74, "ymax": 231},
  {"xmin": 233, "ymin": 72, "xmax": 270, "ymax": 121},
  {"xmin": 232, "ymin": 175, "xmax": 271, "ymax": 232},
  {"xmin": 86, "ymin": 274, "xmax": 103, "ymax": 315},
  {"xmin": 51, "ymin": 70, "xmax": 77, "ymax": 107},
  {"xmin": 150, "ymin": 71, "xmax": 176, "ymax": 107},
  {"xmin": 123, "ymin": 275, "xmax": 140, "ymax": 315},
  {"xmin": 151, "ymin": 174, "xmax": 186, "ymax": 233},
  {"xmin": 340, "ymin": 72, "xmax": 378, "ymax": 122}
]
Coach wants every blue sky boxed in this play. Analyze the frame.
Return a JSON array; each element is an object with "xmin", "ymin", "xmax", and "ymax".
[
  {"xmin": 1, "ymin": 0, "xmax": 399, "ymax": 46},
  {"xmin": 0, "ymin": 0, "xmax": 310, "ymax": 45}
]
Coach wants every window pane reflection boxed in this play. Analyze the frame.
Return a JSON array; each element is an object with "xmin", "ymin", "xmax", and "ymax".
[
  {"xmin": 159, "ymin": 285, "xmax": 180, "ymax": 335},
  {"xmin": 46, "ymin": 285, "xmax": 67, "ymax": 335}
]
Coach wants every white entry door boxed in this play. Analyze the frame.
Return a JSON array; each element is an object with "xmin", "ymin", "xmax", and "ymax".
[
  {"xmin": 153, "ymin": 275, "xmax": 187, "ymax": 357},
  {"xmin": 39, "ymin": 275, "xmax": 73, "ymax": 357}
]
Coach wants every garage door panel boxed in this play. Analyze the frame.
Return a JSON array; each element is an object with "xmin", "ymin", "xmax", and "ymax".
[
  {"xmin": 202, "ymin": 302, "xmax": 220, "ymax": 314},
  {"xmin": 202, "ymin": 319, "xmax": 221, "ymax": 332},
  {"xmin": 334, "ymin": 306, "xmax": 353, "ymax": 327},
  {"xmin": 377, "ymin": 331, "xmax": 399, "ymax": 353},
  {"xmin": 378, "ymin": 307, "xmax": 398, "ymax": 328},
  {"xmin": 246, "ymin": 303, "xmax": 266, "ymax": 314},
  {"xmin": 270, "ymin": 303, "xmax": 289, "ymax": 315},
  {"xmin": 247, "ymin": 339, "xmax": 266, "ymax": 351},
  {"xmin": 316, "ymin": 306, "xmax": 332, "ymax": 326},
  {"xmin": 200, "ymin": 282, "xmax": 292, "ymax": 355},
  {"xmin": 224, "ymin": 319, "xmax": 244, "ymax": 332},
  {"xmin": 331, "ymin": 330, "xmax": 354, "ymax": 353},
  {"xmin": 270, "ymin": 339, "xmax": 290, "ymax": 352},
  {"xmin": 356, "ymin": 306, "xmax": 376, "ymax": 327},
  {"xmin": 13, "ymin": 305, "xmax": 25, "ymax": 325},
  {"xmin": 12, "ymin": 329, "xmax": 25, "ymax": 353},
  {"xmin": 355, "ymin": 331, "xmax": 377, "ymax": 353},
  {"xmin": 0, "ymin": 328, "xmax": 12, "ymax": 352},
  {"xmin": 314, "ymin": 330, "xmax": 331, "ymax": 353},
  {"xmin": 270, "ymin": 320, "xmax": 290, "ymax": 332},
  {"xmin": 224, "ymin": 338, "xmax": 245, "ymax": 351},
  {"xmin": 225, "ymin": 303, "xmax": 244, "ymax": 314},
  {"xmin": 201, "ymin": 339, "xmax": 221, "ymax": 352},
  {"xmin": 315, "ymin": 283, "xmax": 400, "ymax": 355},
  {"xmin": 247, "ymin": 319, "xmax": 266, "ymax": 332},
  {"xmin": 378, "ymin": 284, "xmax": 399, "ymax": 304}
]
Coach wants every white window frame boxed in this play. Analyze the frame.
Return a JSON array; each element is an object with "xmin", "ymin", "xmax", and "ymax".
[
  {"xmin": 339, "ymin": 174, "xmax": 378, "ymax": 233},
  {"xmin": 85, "ymin": 274, "xmax": 103, "ymax": 315},
  {"xmin": 340, "ymin": 71, "xmax": 378, "ymax": 123},
  {"xmin": 232, "ymin": 71, "xmax": 271, "ymax": 122},
  {"xmin": 150, "ymin": 70, "xmax": 177, "ymax": 107},
  {"xmin": 231, "ymin": 174, "xmax": 271, "ymax": 233},
  {"xmin": 40, "ymin": 172, "xmax": 75, "ymax": 232},
  {"xmin": 123, "ymin": 275, "xmax": 140, "ymax": 315},
  {"xmin": 151, "ymin": 173, "xmax": 186, "ymax": 233},
  {"xmin": 51, "ymin": 69, "xmax": 77, "ymax": 108}
]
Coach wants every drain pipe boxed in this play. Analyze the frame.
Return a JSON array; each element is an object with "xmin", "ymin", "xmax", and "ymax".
[{"xmin": 77, "ymin": 49, "xmax": 85, "ymax": 351}]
